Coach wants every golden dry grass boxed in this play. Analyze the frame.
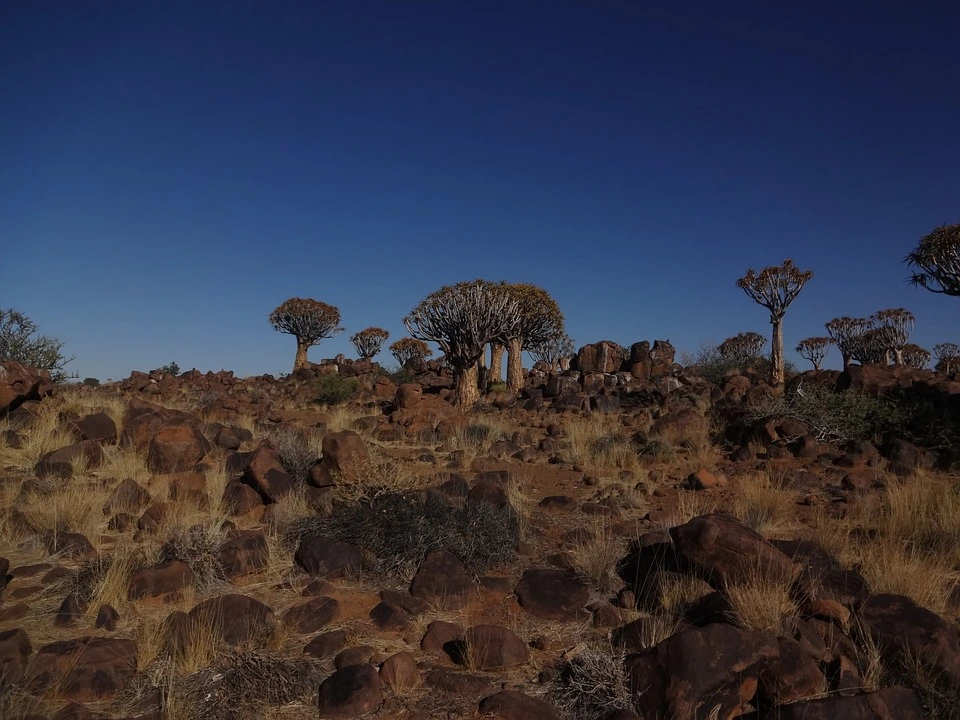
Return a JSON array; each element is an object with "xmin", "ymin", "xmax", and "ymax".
[
  {"xmin": 566, "ymin": 521, "xmax": 627, "ymax": 596},
  {"xmin": 658, "ymin": 574, "xmax": 713, "ymax": 618},
  {"xmin": 562, "ymin": 413, "xmax": 639, "ymax": 470},
  {"xmin": 655, "ymin": 491, "xmax": 717, "ymax": 532},
  {"xmin": 731, "ymin": 472, "xmax": 796, "ymax": 538},
  {"xmin": 723, "ymin": 569, "xmax": 798, "ymax": 636}
]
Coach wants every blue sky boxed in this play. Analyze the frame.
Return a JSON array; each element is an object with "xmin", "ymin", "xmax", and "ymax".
[{"xmin": 2, "ymin": 1, "xmax": 958, "ymax": 379}]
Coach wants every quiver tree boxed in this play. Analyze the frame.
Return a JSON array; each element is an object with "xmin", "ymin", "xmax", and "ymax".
[
  {"xmin": 825, "ymin": 316, "xmax": 872, "ymax": 371},
  {"xmin": 269, "ymin": 298, "xmax": 343, "ymax": 372},
  {"xmin": 718, "ymin": 332, "xmax": 767, "ymax": 365},
  {"xmin": 389, "ymin": 337, "xmax": 432, "ymax": 367},
  {"xmin": 934, "ymin": 343, "xmax": 960, "ymax": 375},
  {"xmin": 870, "ymin": 308, "xmax": 915, "ymax": 365},
  {"xmin": 493, "ymin": 283, "xmax": 565, "ymax": 392},
  {"xmin": 901, "ymin": 344, "xmax": 931, "ymax": 369},
  {"xmin": 736, "ymin": 259, "xmax": 813, "ymax": 390},
  {"xmin": 906, "ymin": 222, "xmax": 960, "ymax": 296},
  {"xmin": 350, "ymin": 327, "xmax": 389, "ymax": 359},
  {"xmin": 488, "ymin": 343, "xmax": 506, "ymax": 384},
  {"xmin": 795, "ymin": 337, "xmax": 832, "ymax": 370},
  {"xmin": 404, "ymin": 280, "xmax": 520, "ymax": 409},
  {"xmin": 855, "ymin": 327, "xmax": 890, "ymax": 365},
  {"xmin": 528, "ymin": 332, "xmax": 576, "ymax": 371}
]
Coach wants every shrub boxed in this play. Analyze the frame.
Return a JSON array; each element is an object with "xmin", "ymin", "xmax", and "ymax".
[
  {"xmin": 552, "ymin": 646, "xmax": 633, "ymax": 720},
  {"xmin": 315, "ymin": 373, "xmax": 359, "ymax": 406},
  {"xmin": 0, "ymin": 308, "xmax": 75, "ymax": 382},
  {"xmin": 684, "ymin": 343, "xmax": 796, "ymax": 387},
  {"xmin": 155, "ymin": 361, "xmax": 180, "ymax": 375},
  {"xmin": 267, "ymin": 426, "xmax": 318, "ymax": 484},
  {"xmin": 286, "ymin": 491, "xmax": 518, "ymax": 580},
  {"xmin": 82, "ymin": 377, "xmax": 100, "ymax": 387}
]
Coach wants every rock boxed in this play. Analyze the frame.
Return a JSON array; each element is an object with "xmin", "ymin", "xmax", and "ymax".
[
  {"xmin": 282, "ymin": 596, "xmax": 341, "ymax": 634},
  {"xmin": 369, "ymin": 600, "xmax": 411, "ymax": 630},
  {"xmin": 0, "ymin": 362, "xmax": 53, "ymax": 415},
  {"xmin": 317, "ymin": 664, "xmax": 383, "ymax": 719},
  {"xmin": 669, "ymin": 514, "xmax": 795, "ymax": 588},
  {"xmin": 577, "ymin": 341, "xmax": 626, "ymax": 374},
  {"xmin": 147, "ymin": 422, "xmax": 209, "ymax": 473},
  {"xmin": 25, "ymin": 637, "xmax": 137, "ymax": 701},
  {"xmin": 214, "ymin": 425, "xmax": 252, "ymax": 450},
  {"xmin": 410, "ymin": 549, "xmax": 472, "ymax": 610},
  {"xmin": 304, "ymin": 629, "xmax": 348, "ymax": 659},
  {"xmin": 35, "ymin": 440, "xmax": 104, "ymax": 479},
  {"xmin": 70, "ymin": 412, "xmax": 118, "ymax": 444},
  {"xmin": 45, "ymin": 532, "xmax": 95, "ymax": 558},
  {"xmin": 457, "ymin": 625, "xmax": 529, "ymax": 669},
  {"xmin": 424, "ymin": 668, "xmax": 493, "ymax": 695},
  {"xmin": 774, "ymin": 685, "xmax": 924, "ymax": 720},
  {"xmin": 860, "ymin": 593, "xmax": 960, "ymax": 689},
  {"xmin": 136, "ymin": 502, "xmax": 169, "ymax": 534},
  {"xmin": 295, "ymin": 536, "xmax": 363, "ymax": 578},
  {"xmin": 379, "ymin": 588, "xmax": 426, "ymax": 616},
  {"xmin": 188, "ymin": 594, "xmax": 276, "ymax": 646},
  {"xmin": 216, "ymin": 530, "xmax": 268, "ymax": 578},
  {"xmin": 319, "ymin": 430, "xmax": 370, "ymax": 484},
  {"xmin": 379, "ymin": 651, "xmax": 419, "ymax": 692},
  {"xmin": 335, "ymin": 645, "xmax": 375, "ymax": 669},
  {"xmin": 420, "ymin": 620, "xmax": 465, "ymax": 656},
  {"xmin": 128, "ymin": 560, "xmax": 194, "ymax": 600},
  {"xmin": 396, "ymin": 384, "xmax": 423, "ymax": 409},
  {"xmin": 241, "ymin": 444, "xmax": 296, "ymax": 502},
  {"xmin": 515, "ymin": 568, "xmax": 590, "ymax": 621},
  {"xmin": 103, "ymin": 478, "xmax": 151, "ymax": 515},
  {"xmin": 120, "ymin": 400, "xmax": 193, "ymax": 452},
  {"xmin": 222, "ymin": 479, "xmax": 264, "ymax": 515},
  {"xmin": 629, "ymin": 623, "xmax": 779, "ymax": 720},
  {"xmin": 55, "ymin": 593, "xmax": 85, "ymax": 627},
  {"xmin": 760, "ymin": 637, "xmax": 827, "ymax": 705},
  {"xmin": 95, "ymin": 604, "xmax": 120, "ymax": 631},
  {"xmin": 477, "ymin": 689, "xmax": 561, "ymax": 720},
  {"xmin": 686, "ymin": 468, "xmax": 724, "ymax": 490},
  {"xmin": 167, "ymin": 471, "xmax": 207, "ymax": 504},
  {"xmin": 0, "ymin": 628, "xmax": 32, "ymax": 684}
]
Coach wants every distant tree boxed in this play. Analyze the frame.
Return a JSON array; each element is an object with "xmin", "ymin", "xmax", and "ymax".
[
  {"xmin": 795, "ymin": 337, "xmax": 832, "ymax": 370},
  {"xmin": 855, "ymin": 327, "xmax": 890, "ymax": 365},
  {"xmin": 404, "ymin": 280, "xmax": 520, "ymax": 409},
  {"xmin": 269, "ymin": 298, "xmax": 343, "ymax": 373},
  {"xmin": 825, "ymin": 316, "xmax": 872, "ymax": 371},
  {"xmin": 718, "ymin": 332, "xmax": 767, "ymax": 365},
  {"xmin": 934, "ymin": 342, "xmax": 960, "ymax": 374},
  {"xmin": 736, "ymin": 259, "xmax": 813, "ymax": 390},
  {"xmin": 82, "ymin": 377, "xmax": 100, "ymax": 387},
  {"xmin": 0, "ymin": 308, "xmax": 75, "ymax": 382},
  {"xmin": 527, "ymin": 332, "xmax": 576, "ymax": 371},
  {"xmin": 901, "ymin": 344, "xmax": 931, "ymax": 369},
  {"xmin": 155, "ymin": 361, "xmax": 180, "ymax": 376},
  {"xmin": 389, "ymin": 337, "xmax": 433, "ymax": 367},
  {"xmin": 905, "ymin": 222, "xmax": 960, "ymax": 296},
  {"xmin": 870, "ymin": 308, "xmax": 915, "ymax": 364},
  {"xmin": 493, "ymin": 283, "xmax": 565, "ymax": 391},
  {"xmin": 350, "ymin": 327, "xmax": 389, "ymax": 359}
]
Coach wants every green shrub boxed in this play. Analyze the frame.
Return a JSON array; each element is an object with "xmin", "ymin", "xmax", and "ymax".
[
  {"xmin": 286, "ymin": 491, "xmax": 519, "ymax": 581},
  {"xmin": 315, "ymin": 373, "xmax": 359, "ymax": 406},
  {"xmin": 82, "ymin": 377, "xmax": 100, "ymax": 387},
  {"xmin": 488, "ymin": 381, "xmax": 508, "ymax": 393},
  {"xmin": 155, "ymin": 361, "xmax": 180, "ymax": 375}
]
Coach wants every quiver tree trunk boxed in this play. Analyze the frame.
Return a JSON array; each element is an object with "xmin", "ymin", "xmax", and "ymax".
[
  {"xmin": 770, "ymin": 317, "xmax": 784, "ymax": 391},
  {"xmin": 453, "ymin": 363, "xmax": 481, "ymax": 410},
  {"xmin": 294, "ymin": 339, "xmax": 309, "ymax": 372},
  {"xmin": 489, "ymin": 344, "xmax": 505, "ymax": 383},
  {"xmin": 506, "ymin": 337, "xmax": 524, "ymax": 391}
]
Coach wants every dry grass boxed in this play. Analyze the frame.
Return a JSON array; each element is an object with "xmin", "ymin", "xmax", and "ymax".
[
  {"xmin": 567, "ymin": 522, "xmax": 627, "ymax": 596},
  {"xmin": 857, "ymin": 542, "xmax": 952, "ymax": 615},
  {"xmin": 655, "ymin": 491, "xmax": 716, "ymax": 532},
  {"xmin": 723, "ymin": 569, "xmax": 798, "ymax": 636},
  {"xmin": 97, "ymin": 442, "xmax": 152, "ymax": 486},
  {"xmin": 731, "ymin": 472, "xmax": 795, "ymax": 538},
  {"xmin": 658, "ymin": 574, "xmax": 713, "ymax": 618},
  {"xmin": 322, "ymin": 404, "xmax": 369, "ymax": 434},
  {"xmin": 18, "ymin": 476, "xmax": 110, "ymax": 549},
  {"xmin": 332, "ymin": 450, "xmax": 433, "ymax": 503},
  {"xmin": 563, "ymin": 414, "xmax": 638, "ymax": 470},
  {"xmin": 77, "ymin": 546, "xmax": 145, "ymax": 617},
  {"xmin": 0, "ymin": 402, "xmax": 73, "ymax": 469},
  {"xmin": 444, "ymin": 414, "xmax": 515, "ymax": 465}
]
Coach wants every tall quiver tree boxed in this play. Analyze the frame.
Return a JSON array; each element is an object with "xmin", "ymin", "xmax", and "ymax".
[
  {"xmin": 269, "ymin": 298, "xmax": 343, "ymax": 372},
  {"xmin": 494, "ymin": 283, "xmax": 564, "ymax": 392},
  {"xmin": 404, "ymin": 280, "xmax": 520, "ymax": 410},
  {"xmin": 736, "ymin": 259, "xmax": 813, "ymax": 391},
  {"xmin": 350, "ymin": 327, "xmax": 389, "ymax": 359},
  {"xmin": 906, "ymin": 222, "xmax": 960, "ymax": 296},
  {"xmin": 796, "ymin": 337, "xmax": 832, "ymax": 370},
  {"xmin": 934, "ymin": 343, "xmax": 960, "ymax": 375},
  {"xmin": 871, "ymin": 308, "xmax": 914, "ymax": 365},
  {"xmin": 825, "ymin": 317, "xmax": 872, "ymax": 371}
]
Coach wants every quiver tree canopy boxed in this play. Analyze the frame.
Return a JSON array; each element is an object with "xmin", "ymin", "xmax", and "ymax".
[
  {"xmin": 901, "ymin": 344, "xmax": 931, "ymax": 369},
  {"xmin": 528, "ymin": 332, "xmax": 575, "ymax": 369},
  {"xmin": 404, "ymin": 280, "xmax": 521, "ymax": 408},
  {"xmin": 795, "ymin": 337, "xmax": 832, "ymax": 370},
  {"xmin": 906, "ymin": 222, "xmax": 960, "ymax": 296},
  {"xmin": 493, "ymin": 283, "xmax": 565, "ymax": 390},
  {"xmin": 350, "ymin": 327, "xmax": 389, "ymax": 359},
  {"xmin": 934, "ymin": 343, "xmax": 960, "ymax": 374},
  {"xmin": 718, "ymin": 332, "xmax": 767, "ymax": 364},
  {"xmin": 269, "ymin": 297, "xmax": 343, "ymax": 372},
  {"xmin": 870, "ymin": 308, "xmax": 915, "ymax": 364},
  {"xmin": 389, "ymin": 337, "xmax": 433, "ymax": 367},
  {"xmin": 826, "ymin": 316, "xmax": 873, "ymax": 370}
]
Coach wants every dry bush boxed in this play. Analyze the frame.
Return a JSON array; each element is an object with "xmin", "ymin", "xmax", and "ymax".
[
  {"xmin": 333, "ymin": 451, "xmax": 433, "ymax": 503},
  {"xmin": 551, "ymin": 644, "xmax": 633, "ymax": 720},
  {"xmin": 731, "ymin": 472, "xmax": 795, "ymax": 537},
  {"xmin": 157, "ymin": 523, "xmax": 230, "ymax": 594},
  {"xmin": 98, "ymin": 443, "xmax": 152, "ymax": 487},
  {"xmin": 567, "ymin": 523, "xmax": 627, "ymax": 596},
  {"xmin": 267, "ymin": 426, "xmax": 321, "ymax": 484},
  {"xmin": 723, "ymin": 567, "xmax": 798, "ymax": 636},
  {"xmin": 74, "ymin": 546, "xmax": 145, "ymax": 616}
]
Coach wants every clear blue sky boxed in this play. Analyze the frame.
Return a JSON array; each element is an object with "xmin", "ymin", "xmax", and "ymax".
[{"xmin": 3, "ymin": 2, "xmax": 958, "ymax": 379}]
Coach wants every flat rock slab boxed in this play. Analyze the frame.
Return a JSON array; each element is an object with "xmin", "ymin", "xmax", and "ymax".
[{"xmin": 515, "ymin": 568, "xmax": 590, "ymax": 621}]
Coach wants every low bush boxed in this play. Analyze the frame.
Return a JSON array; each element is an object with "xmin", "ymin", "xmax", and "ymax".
[
  {"xmin": 552, "ymin": 646, "xmax": 633, "ymax": 720},
  {"xmin": 315, "ymin": 373, "xmax": 359, "ymax": 406}
]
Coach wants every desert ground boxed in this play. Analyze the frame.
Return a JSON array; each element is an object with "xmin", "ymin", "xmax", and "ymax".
[{"xmin": 1, "ymin": 343, "xmax": 959, "ymax": 720}]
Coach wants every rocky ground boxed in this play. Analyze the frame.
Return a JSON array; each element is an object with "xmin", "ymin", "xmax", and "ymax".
[{"xmin": 1, "ymin": 344, "xmax": 960, "ymax": 719}]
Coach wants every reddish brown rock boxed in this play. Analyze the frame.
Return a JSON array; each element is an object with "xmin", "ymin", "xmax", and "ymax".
[
  {"xmin": 319, "ymin": 430, "xmax": 370, "ymax": 483},
  {"xmin": 70, "ymin": 412, "xmax": 118, "ymax": 444},
  {"xmin": 222, "ymin": 479, "xmax": 264, "ymax": 515},
  {"xmin": 147, "ymin": 422, "xmax": 209, "ymax": 473},
  {"xmin": 103, "ymin": 478, "xmax": 151, "ymax": 515},
  {"xmin": 515, "ymin": 568, "xmax": 590, "ymax": 621},
  {"xmin": 459, "ymin": 625, "xmax": 529, "ymax": 669},
  {"xmin": 25, "ymin": 636, "xmax": 137, "ymax": 701},
  {"xmin": 282, "ymin": 596, "xmax": 341, "ymax": 634},
  {"xmin": 128, "ymin": 560, "xmax": 193, "ymax": 600},
  {"xmin": 478, "ymin": 689, "xmax": 561, "ymax": 720},
  {"xmin": 295, "ymin": 536, "xmax": 363, "ymax": 578},
  {"xmin": 409, "ymin": 549, "xmax": 472, "ymax": 610},
  {"xmin": 420, "ymin": 620, "xmax": 465, "ymax": 656},
  {"xmin": 317, "ymin": 663, "xmax": 383, "ymax": 719},
  {"xmin": 0, "ymin": 362, "xmax": 54, "ymax": 414},
  {"xmin": 670, "ymin": 514, "xmax": 796, "ymax": 588},
  {"xmin": 774, "ymin": 685, "xmax": 924, "ymax": 720},
  {"xmin": 0, "ymin": 628, "xmax": 32, "ymax": 684},
  {"xmin": 35, "ymin": 440, "xmax": 104, "ymax": 479},
  {"xmin": 241, "ymin": 444, "xmax": 295, "ymax": 502},
  {"xmin": 216, "ymin": 530, "xmax": 268, "ymax": 578},
  {"xmin": 188, "ymin": 594, "xmax": 276, "ymax": 646},
  {"xmin": 395, "ymin": 383, "xmax": 423, "ymax": 409},
  {"xmin": 379, "ymin": 650, "xmax": 419, "ymax": 692},
  {"xmin": 304, "ymin": 629, "xmax": 348, "ymax": 659}
]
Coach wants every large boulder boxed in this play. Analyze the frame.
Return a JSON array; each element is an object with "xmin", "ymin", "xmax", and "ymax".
[
  {"xmin": 315, "ymin": 430, "xmax": 369, "ymax": 484},
  {"xmin": 478, "ymin": 689, "xmax": 561, "ymax": 720},
  {"xmin": 577, "ymin": 341, "xmax": 627, "ymax": 374},
  {"xmin": 515, "ymin": 568, "xmax": 590, "ymax": 622},
  {"xmin": 35, "ymin": 440, "xmax": 105, "ymax": 479},
  {"xmin": 410, "ymin": 549, "xmax": 472, "ymax": 610},
  {"xmin": 295, "ymin": 536, "xmax": 363, "ymax": 578},
  {"xmin": 25, "ymin": 637, "xmax": 138, "ymax": 701},
  {"xmin": 0, "ymin": 362, "xmax": 53, "ymax": 415},
  {"xmin": 187, "ymin": 594, "xmax": 276, "ymax": 646},
  {"xmin": 317, "ymin": 664, "xmax": 383, "ymax": 719},
  {"xmin": 240, "ymin": 444, "xmax": 296, "ymax": 502},
  {"xmin": 147, "ymin": 422, "xmax": 210, "ymax": 473}
]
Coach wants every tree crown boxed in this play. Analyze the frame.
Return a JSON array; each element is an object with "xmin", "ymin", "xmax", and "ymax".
[
  {"xmin": 736, "ymin": 259, "xmax": 813, "ymax": 319},
  {"xmin": 905, "ymin": 222, "xmax": 960, "ymax": 296},
  {"xmin": 269, "ymin": 298, "xmax": 343, "ymax": 345},
  {"xmin": 350, "ymin": 327, "xmax": 389, "ymax": 358}
]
